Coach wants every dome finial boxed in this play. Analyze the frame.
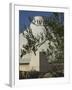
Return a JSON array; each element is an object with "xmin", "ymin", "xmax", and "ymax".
[{"xmin": 32, "ymin": 16, "xmax": 44, "ymax": 26}]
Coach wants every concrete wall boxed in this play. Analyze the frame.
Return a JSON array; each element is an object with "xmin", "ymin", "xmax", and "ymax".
[
  {"xmin": 40, "ymin": 52, "xmax": 49, "ymax": 72},
  {"xmin": 30, "ymin": 51, "xmax": 40, "ymax": 71},
  {"xmin": 19, "ymin": 52, "xmax": 50, "ymax": 72},
  {"xmin": 19, "ymin": 51, "xmax": 40, "ymax": 71}
]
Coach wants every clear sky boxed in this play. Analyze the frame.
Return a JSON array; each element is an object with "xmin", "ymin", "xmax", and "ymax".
[
  {"xmin": 19, "ymin": 10, "xmax": 64, "ymax": 33},
  {"xmin": 19, "ymin": 10, "xmax": 54, "ymax": 33}
]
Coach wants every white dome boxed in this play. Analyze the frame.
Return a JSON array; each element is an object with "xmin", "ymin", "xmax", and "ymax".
[
  {"xmin": 32, "ymin": 16, "xmax": 44, "ymax": 26},
  {"xmin": 30, "ymin": 23, "xmax": 46, "ymax": 39}
]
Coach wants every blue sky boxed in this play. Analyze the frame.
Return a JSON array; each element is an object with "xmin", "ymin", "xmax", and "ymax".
[{"xmin": 19, "ymin": 10, "xmax": 64, "ymax": 33}]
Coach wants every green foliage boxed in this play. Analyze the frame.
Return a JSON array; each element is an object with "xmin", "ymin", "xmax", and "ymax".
[
  {"xmin": 19, "ymin": 68, "xmax": 64, "ymax": 79},
  {"xmin": 43, "ymin": 13, "xmax": 64, "ymax": 63}
]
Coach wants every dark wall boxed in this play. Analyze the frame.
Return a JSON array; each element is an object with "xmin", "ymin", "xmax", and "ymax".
[{"xmin": 39, "ymin": 52, "xmax": 49, "ymax": 72}]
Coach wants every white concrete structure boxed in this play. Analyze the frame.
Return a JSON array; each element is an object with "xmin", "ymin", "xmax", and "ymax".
[
  {"xmin": 30, "ymin": 16, "xmax": 46, "ymax": 43},
  {"xmin": 19, "ymin": 16, "xmax": 49, "ymax": 72}
]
